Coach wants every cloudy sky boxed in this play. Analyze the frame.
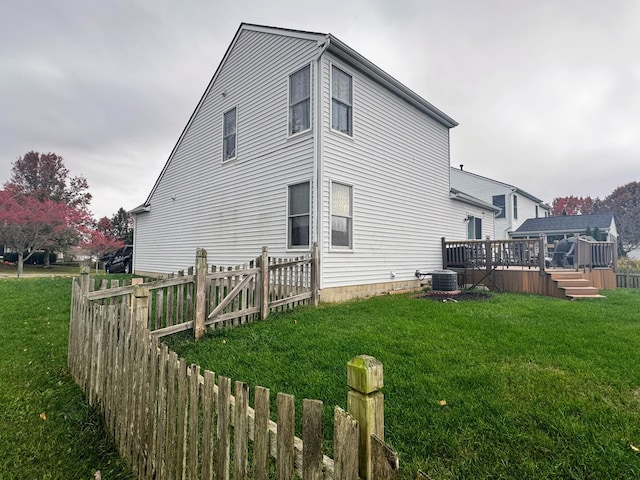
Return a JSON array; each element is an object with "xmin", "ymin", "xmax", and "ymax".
[{"xmin": 2, "ymin": 0, "xmax": 638, "ymax": 220}]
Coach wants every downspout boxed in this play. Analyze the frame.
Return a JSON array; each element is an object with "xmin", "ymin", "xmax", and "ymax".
[{"xmin": 313, "ymin": 37, "xmax": 330, "ymax": 290}]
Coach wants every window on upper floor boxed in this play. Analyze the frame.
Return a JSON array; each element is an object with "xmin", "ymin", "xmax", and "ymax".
[
  {"xmin": 467, "ymin": 216, "xmax": 482, "ymax": 240},
  {"xmin": 492, "ymin": 195, "xmax": 506, "ymax": 219},
  {"xmin": 331, "ymin": 66, "xmax": 352, "ymax": 136},
  {"xmin": 223, "ymin": 107, "xmax": 237, "ymax": 161},
  {"xmin": 288, "ymin": 182, "xmax": 310, "ymax": 249},
  {"xmin": 513, "ymin": 195, "xmax": 518, "ymax": 220},
  {"xmin": 289, "ymin": 65, "xmax": 311, "ymax": 135},
  {"xmin": 331, "ymin": 182, "xmax": 352, "ymax": 248},
  {"xmin": 535, "ymin": 205, "xmax": 539, "ymax": 218}
]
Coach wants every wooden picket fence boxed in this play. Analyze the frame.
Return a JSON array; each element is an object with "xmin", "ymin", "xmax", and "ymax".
[{"xmin": 68, "ymin": 248, "xmax": 400, "ymax": 480}]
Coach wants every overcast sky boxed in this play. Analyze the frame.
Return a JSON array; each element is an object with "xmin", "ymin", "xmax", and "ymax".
[{"xmin": 2, "ymin": 0, "xmax": 638, "ymax": 219}]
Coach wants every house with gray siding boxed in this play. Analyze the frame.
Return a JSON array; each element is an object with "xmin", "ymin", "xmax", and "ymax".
[
  {"xmin": 450, "ymin": 166, "xmax": 551, "ymax": 240},
  {"xmin": 132, "ymin": 23, "xmax": 491, "ymax": 301}
]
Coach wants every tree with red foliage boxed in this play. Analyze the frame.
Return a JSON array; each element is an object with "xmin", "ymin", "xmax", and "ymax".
[
  {"xmin": 4, "ymin": 151, "xmax": 93, "ymax": 266},
  {"xmin": 594, "ymin": 181, "xmax": 640, "ymax": 254},
  {"xmin": 551, "ymin": 196, "xmax": 596, "ymax": 216},
  {"xmin": 0, "ymin": 188, "xmax": 88, "ymax": 276}
]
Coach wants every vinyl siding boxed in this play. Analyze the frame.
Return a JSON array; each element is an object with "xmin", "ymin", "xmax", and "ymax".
[
  {"xmin": 134, "ymin": 30, "xmax": 319, "ymax": 274},
  {"xmin": 319, "ymin": 54, "xmax": 454, "ymax": 288}
]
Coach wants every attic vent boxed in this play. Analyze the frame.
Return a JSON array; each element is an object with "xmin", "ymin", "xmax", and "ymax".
[{"xmin": 431, "ymin": 270, "xmax": 458, "ymax": 292}]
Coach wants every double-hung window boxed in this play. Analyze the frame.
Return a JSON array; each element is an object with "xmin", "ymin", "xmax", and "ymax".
[
  {"xmin": 288, "ymin": 182, "xmax": 310, "ymax": 249},
  {"xmin": 492, "ymin": 194, "xmax": 505, "ymax": 219},
  {"xmin": 289, "ymin": 65, "xmax": 310, "ymax": 135},
  {"xmin": 331, "ymin": 182, "xmax": 352, "ymax": 248},
  {"xmin": 223, "ymin": 107, "xmax": 237, "ymax": 161},
  {"xmin": 331, "ymin": 66, "xmax": 352, "ymax": 135},
  {"xmin": 513, "ymin": 195, "xmax": 518, "ymax": 220}
]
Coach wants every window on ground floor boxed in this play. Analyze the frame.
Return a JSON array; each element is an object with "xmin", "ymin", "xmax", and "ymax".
[
  {"xmin": 288, "ymin": 182, "xmax": 310, "ymax": 249},
  {"xmin": 467, "ymin": 216, "xmax": 482, "ymax": 240},
  {"xmin": 331, "ymin": 182, "xmax": 352, "ymax": 248}
]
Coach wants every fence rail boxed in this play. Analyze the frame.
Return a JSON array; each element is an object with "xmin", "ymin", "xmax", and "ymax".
[
  {"xmin": 68, "ymin": 246, "xmax": 400, "ymax": 479},
  {"xmin": 616, "ymin": 273, "xmax": 640, "ymax": 288}
]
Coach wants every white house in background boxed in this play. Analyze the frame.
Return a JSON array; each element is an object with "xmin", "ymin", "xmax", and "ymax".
[
  {"xmin": 450, "ymin": 166, "xmax": 550, "ymax": 240},
  {"xmin": 132, "ymin": 23, "xmax": 492, "ymax": 301}
]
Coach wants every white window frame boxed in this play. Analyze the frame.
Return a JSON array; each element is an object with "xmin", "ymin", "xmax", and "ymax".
[
  {"xmin": 330, "ymin": 64, "xmax": 353, "ymax": 137},
  {"xmin": 288, "ymin": 64, "xmax": 311, "ymax": 137},
  {"xmin": 222, "ymin": 106, "xmax": 237, "ymax": 162},
  {"xmin": 287, "ymin": 181, "xmax": 311, "ymax": 250},
  {"xmin": 467, "ymin": 216, "xmax": 482, "ymax": 240},
  {"xmin": 330, "ymin": 181, "xmax": 353, "ymax": 250},
  {"xmin": 513, "ymin": 195, "xmax": 518, "ymax": 220}
]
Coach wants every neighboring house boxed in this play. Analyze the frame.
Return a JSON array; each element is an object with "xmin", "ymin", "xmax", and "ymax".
[
  {"xmin": 132, "ymin": 23, "xmax": 491, "ymax": 301},
  {"xmin": 512, "ymin": 212, "xmax": 618, "ymax": 256},
  {"xmin": 450, "ymin": 166, "xmax": 550, "ymax": 240}
]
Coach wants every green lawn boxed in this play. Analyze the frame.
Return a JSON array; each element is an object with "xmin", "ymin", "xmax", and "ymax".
[
  {"xmin": 0, "ymin": 277, "xmax": 132, "ymax": 480},
  {"xmin": 165, "ymin": 289, "xmax": 640, "ymax": 479}
]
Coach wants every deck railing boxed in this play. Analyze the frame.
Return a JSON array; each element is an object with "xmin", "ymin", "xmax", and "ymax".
[
  {"xmin": 442, "ymin": 237, "xmax": 546, "ymax": 271},
  {"xmin": 574, "ymin": 237, "xmax": 617, "ymax": 270}
]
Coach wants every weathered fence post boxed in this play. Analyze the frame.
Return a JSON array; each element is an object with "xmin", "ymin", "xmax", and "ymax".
[
  {"xmin": 260, "ymin": 246, "xmax": 269, "ymax": 320},
  {"xmin": 311, "ymin": 242, "xmax": 319, "ymax": 307},
  {"xmin": 441, "ymin": 237, "xmax": 447, "ymax": 269},
  {"xmin": 80, "ymin": 265, "xmax": 91, "ymax": 295},
  {"xmin": 195, "ymin": 248, "xmax": 207, "ymax": 340},
  {"xmin": 133, "ymin": 284, "xmax": 149, "ymax": 326},
  {"xmin": 347, "ymin": 355, "xmax": 384, "ymax": 480}
]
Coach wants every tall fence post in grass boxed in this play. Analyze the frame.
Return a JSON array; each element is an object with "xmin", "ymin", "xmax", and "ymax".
[
  {"xmin": 194, "ymin": 248, "xmax": 208, "ymax": 340},
  {"xmin": 133, "ymin": 284, "xmax": 149, "ymax": 326},
  {"xmin": 80, "ymin": 265, "xmax": 91, "ymax": 295},
  {"xmin": 347, "ymin": 355, "xmax": 384, "ymax": 480},
  {"xmin": 260, "ymin": 246, "xmax": 269, "ymax": 320}
]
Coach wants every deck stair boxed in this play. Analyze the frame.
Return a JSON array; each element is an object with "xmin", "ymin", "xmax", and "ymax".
[{"xmin": 549, "ymin": 271, "xmax": 606, "ymax": 299}]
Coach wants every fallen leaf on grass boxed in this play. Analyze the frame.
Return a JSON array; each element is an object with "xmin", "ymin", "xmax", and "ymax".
[
  {"xmin": 438, "ymin": 400, "xmax": 447, "ymax": 406},
  {"xmin": 39, "ymin": 412, "xmax": 47, "ymax": 421},
  {"xmin": 631, "ymin": 444, "xmax": 640, "ymax": 453}
]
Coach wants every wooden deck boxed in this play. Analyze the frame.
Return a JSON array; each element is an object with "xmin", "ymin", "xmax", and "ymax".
[{"xmin": 442, "ymin": 238, "xmax": 617, "ymax": 299}]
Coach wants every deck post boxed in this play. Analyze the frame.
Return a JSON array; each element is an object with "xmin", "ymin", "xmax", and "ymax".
[
  {"xmin": 485, "ymin": 239, "xmax": 492, "ymax": 276},
  {"xmin": 538, "ymin": 236, "xmax": 546, "ymax": 274},
  {"xmin": 347, "ymin": 355, "xmax": 384, "ymax": 480},
  {"xmin": 194, "ymin": 248, "xmax": 207, "ymax": 340},
  {"xmin": 441, "ymin": 237, "xmax": 447, "ymax": 269}
]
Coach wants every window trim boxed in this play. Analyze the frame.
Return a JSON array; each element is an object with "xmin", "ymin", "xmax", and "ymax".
[
  {"xmin": 222, "ymin": 106, "xmax": 237, "ymax": 162},
  {"xmin": 330, "ymin": 64, "xmax": 353, "ymax": 137},
  {"xmin": 288, "ymin": 64, "xmax": 312, "ymax": 137},
  {"xmin": 286, "ymin": 181, "xmax": 311, "ymax": 250},
  {"xmin": 330, "ymin": 181, "xmax": 353, "ymax": 250},
  {"xmin": 467, "ymin": 215, "xmax": 482, "ymax": 240}
]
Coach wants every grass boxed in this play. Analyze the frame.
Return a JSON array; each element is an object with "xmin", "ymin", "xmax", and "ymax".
[
  {"xmin": 0, "ymin": 262, "xmax": 82, "ymax": 276},
  {"xmin": 0, "ymin": 276, "xmax": 133, "ymax": 480},
  {"xmin": 165, "ymin": 290, "xmax": 640, "ymax": 479}
]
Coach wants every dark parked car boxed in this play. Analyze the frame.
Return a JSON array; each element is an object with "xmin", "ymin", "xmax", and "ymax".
[{"xmin": 105, "ymin": 245, "xmax": 133, "ymax": 274}]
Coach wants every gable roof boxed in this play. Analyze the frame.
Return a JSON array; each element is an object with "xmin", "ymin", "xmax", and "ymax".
[
  {"xmin": 138, "ymin": 23, "xmax": 458, "ymax": 211},
  {"xmin": 514, "ymin": 212, "xmax": 616, "ymax": 234},
  {"xmin": 451, "ymin": 167, "xmax": 549, "ymax": 206}
]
